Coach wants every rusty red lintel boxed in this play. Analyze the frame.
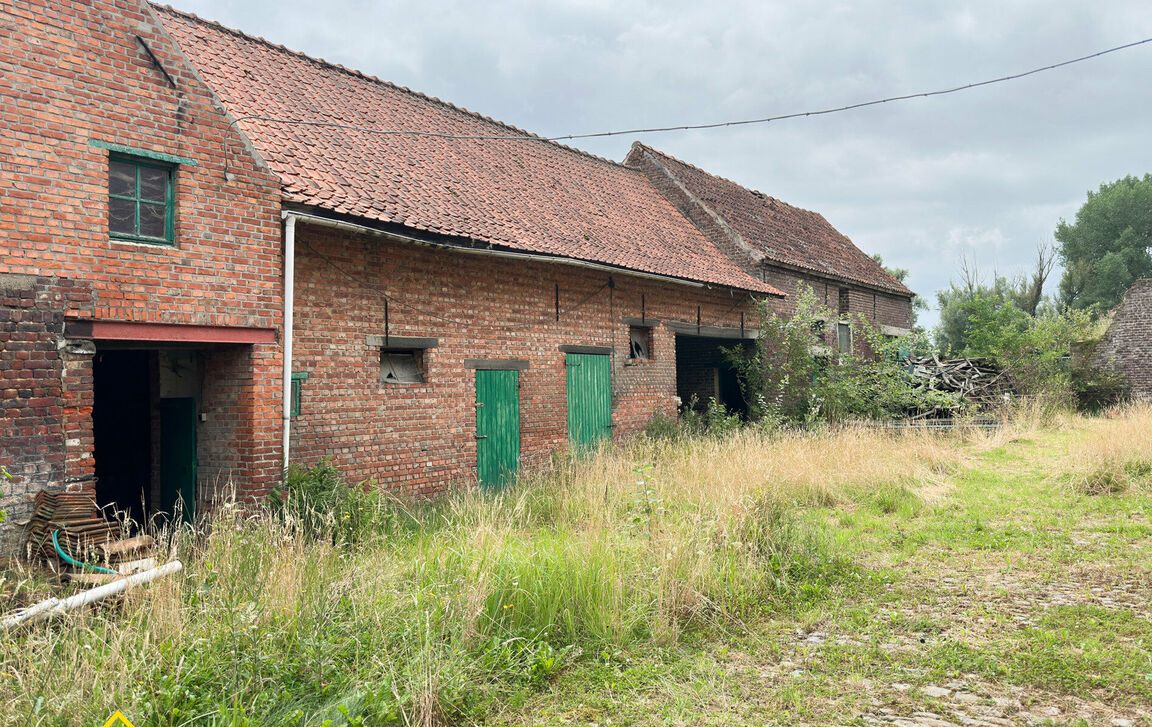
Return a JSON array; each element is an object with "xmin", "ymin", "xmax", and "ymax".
[{"xmin": 67, "ymin": 320, "xmax": 277, "ymax": 344}]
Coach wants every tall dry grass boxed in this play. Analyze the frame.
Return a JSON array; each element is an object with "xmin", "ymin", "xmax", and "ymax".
[
  {"xmin": 1057, "ymin": 402, "xmax": 1152, "ymax": 495},
  {"xmin": 0, "ymin": 425, "xmax": 980, "ymax": 726}
]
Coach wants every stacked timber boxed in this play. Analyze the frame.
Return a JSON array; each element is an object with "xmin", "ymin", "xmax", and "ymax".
[
  {"xmin": 907, "ymin": 355, "xmax": 1014, "ymax": 407},
  {"xmin": 27, "ymin": 491, "xmax": 159, "ymax": 579},
  {"xmin": 26, "ymin": 491, "xmax": 119, "ymax": 561}
]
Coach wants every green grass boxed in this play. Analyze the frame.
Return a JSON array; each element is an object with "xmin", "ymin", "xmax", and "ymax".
[{"xmin": 3, "ymin": 407, "xmax": 1152, "ymax": 725}]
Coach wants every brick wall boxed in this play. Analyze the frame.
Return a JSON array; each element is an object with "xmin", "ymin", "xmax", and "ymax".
[
  {"xmin": 761, "ymin": 265, "xmax": 912, "ymax": 351},
  {"xmin": 1092, "ymin": 279, "xmax": 1152, "ymax": 399},
  {"xmin": 0, "ymin": 274, "xmax": 95, "ymax": 546},
  {"xmin": 0, "ymin": 0, "xmax": 284, "ymax": 538},
  {"xmin": 288, "ymin": 224, "xmax": 760, "ymax": 495}
]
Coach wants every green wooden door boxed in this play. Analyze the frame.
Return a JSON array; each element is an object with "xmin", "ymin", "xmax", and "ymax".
[
  {"xmin": 159, "ymin": 397, "xmax": 197, "ymax": 523},
  {"xmin": 475, "ymin": 369, "xmax": 520, "ymax": 489},
  {"xmin": 566, "ymin": 353, "xmax": 611, "ymax": 452}
]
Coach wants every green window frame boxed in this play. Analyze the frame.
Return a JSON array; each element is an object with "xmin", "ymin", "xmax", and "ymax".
[
  {"xmin": 108, "ymin": 155, "xmax": 175, "ymax": 244},
  {"xmin": 290, "ymin": 372, "xmax": 309, "ymax": 417}
]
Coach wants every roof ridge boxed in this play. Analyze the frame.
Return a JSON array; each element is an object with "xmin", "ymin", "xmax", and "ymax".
[
  {"xmin": 151, "ymin": 2, "xmax": 629, "ymax": 170},
  {"xmin": 633, "ymin": 143, "xmax": 912, "ymax": 296},
  {"xmin": 633, "ymin": 141, "xmax": 827, "ymax": 220}
]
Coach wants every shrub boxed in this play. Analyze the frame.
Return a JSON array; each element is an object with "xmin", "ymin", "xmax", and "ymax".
[
  {"xmin": 725, "ymin": 285, "xmax": 962, "ymax": 424},
  {"xmin": 642, "ymin": 410, "xmax": 679, "ymax": 440},
  {"xmin": 269, "ymin": 459, "xmax": 397, "ymax": 544},
  {"xmin": 0, "ymin": 465, "xmax": 9, "ymax": 524}
]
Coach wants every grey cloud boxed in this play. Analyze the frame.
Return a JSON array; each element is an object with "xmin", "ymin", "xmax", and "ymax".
[{"xmin": 172, "ymin": 0, "xmax": 1152, "ymax": 327}]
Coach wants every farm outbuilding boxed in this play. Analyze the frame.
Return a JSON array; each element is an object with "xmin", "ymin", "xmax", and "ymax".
[{"xmin": 0, "ymin": 0, "xmax": 912, "ymax": 545}]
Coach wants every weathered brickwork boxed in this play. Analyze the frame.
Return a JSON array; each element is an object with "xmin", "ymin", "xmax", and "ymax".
[
  {"xmin": 761, "ymin": 265, "xmax": 913, "ymax": 352},
  {"xmin": 0, "ymin": 275, "xmax": 96, "ymax": 539},
  {"xmin": 2, "ymin": 0, "xmax": 922, "ymax": 536},
  {"xmin": 1092, "ymin": 279, "xmax": 1152, "ymax": 399},
  {"xmin": 626, "ymin": 144, "xmax": 913, "ymax": 352},
  {"xmin": 0, "ymin": 0, "xmax": 283, "ymax": 539},
  {"xmin": 289, "ymin": 224, "xmax": 760, "ymax": 495}
]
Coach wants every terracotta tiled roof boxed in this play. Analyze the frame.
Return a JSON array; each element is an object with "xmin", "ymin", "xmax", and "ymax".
[
  {"xmin": 627, "ymin": 143, "xmax": 913, "ymax": 296},
  {"xmin": 151, "ymin": 6, "xmax": 780, "ymax": 296}
]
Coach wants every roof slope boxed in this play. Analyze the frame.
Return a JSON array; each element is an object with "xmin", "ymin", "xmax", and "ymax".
[
  {"xmin": 152, "ymin": 6, "xmax": 779, "ymax": 295},
  {"xmin": 626, "ymin": 143, "xmax": 912, "ymax": 296}
]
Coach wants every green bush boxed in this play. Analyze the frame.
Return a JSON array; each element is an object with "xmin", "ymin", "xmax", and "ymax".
[
  {"xmin": 269, "ymin": 459, "xmax": 410, "ymax": 544},
  {"xmin": 678, "ymin": 396, "xmax": 742, "ymax": 437},
  {"xmin": 0, "ymin": 465, "xmax": 9, "ymax": 524},
  {"xmin": 725, "ymin": 285, "xmax": 961, "ymax": 424},
  {"xmin": 642, "ymin": 410, "xmax": 679, "ymax": 440}
]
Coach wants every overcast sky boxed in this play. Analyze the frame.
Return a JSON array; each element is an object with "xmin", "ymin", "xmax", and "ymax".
[{"xmin": 170, "ymin": 0, "xmax": 1152, "ymax": 327}]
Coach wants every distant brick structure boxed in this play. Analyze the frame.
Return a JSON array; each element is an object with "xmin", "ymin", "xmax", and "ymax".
[
  {"xmin": 625, "ymin": 143, "xmax": 915, "ymax": 349},
  {"xmin": 1091, "ymin": 279, "xmax": 1152, "ymax": 399}
]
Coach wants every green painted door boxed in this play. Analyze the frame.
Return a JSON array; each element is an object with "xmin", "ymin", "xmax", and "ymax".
[
  {"xmin": 159, "ymin": 397, "xmax": 197, "ymax": 523},
  {"xmin": 566, "ymin": 353, "xmax": 611, "ymax": 452},
  {"xmin": 475, "ymin": 369, "xmax": 520, "ymax": 489}
]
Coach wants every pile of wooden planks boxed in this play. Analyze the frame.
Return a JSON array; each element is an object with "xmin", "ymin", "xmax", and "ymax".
[
  {"xmin": 907, "ymin": 355, "xmax": 1014, "ymax": 406},
  {"xmin": 26, "ymin": 491, "xmax": 120, "ymax": 560}
]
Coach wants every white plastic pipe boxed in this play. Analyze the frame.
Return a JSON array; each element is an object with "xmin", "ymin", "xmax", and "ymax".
[
  {"xmin": 1, "ymin": 560, "xmax": 183, "ymax": 629},
  {"xmin": 282, "ymin": 212, "xmax": 296, "ymax": 469}
]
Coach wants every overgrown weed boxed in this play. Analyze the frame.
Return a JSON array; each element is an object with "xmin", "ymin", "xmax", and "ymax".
[
  {"xmin": 1055, "ymin": 402, "xmax": 1152, "ymax": 495},
  {"xmin": 2, "ymin": 424, "xmax": 986, "ymax": 725}
]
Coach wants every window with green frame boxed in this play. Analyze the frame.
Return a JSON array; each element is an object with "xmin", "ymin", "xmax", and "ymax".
[{"xmin": 108, "ymin": 156, "xmax": 174, "ymax": 243}]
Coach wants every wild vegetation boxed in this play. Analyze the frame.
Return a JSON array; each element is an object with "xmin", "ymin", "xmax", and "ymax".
[
  {"xmin": 2, "ymin": 404, "xmax": 1149, "ymax": 725},
  {"xmin": 725, "ymin": 288, "xmax": 961, "ymax": 426}
]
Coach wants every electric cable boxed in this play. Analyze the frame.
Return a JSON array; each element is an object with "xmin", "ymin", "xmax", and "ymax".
[{"xmin": 221, "ymin": 35, "xmax": 1152, "ymax": 171}]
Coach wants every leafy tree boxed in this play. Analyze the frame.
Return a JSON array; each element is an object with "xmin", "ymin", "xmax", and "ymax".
[
  {"xmin": 1056, "ymin": 174, "xmax": 1152, "ymax": 312},
  {"xmin": 934, "ymin": 277, "xmax": 1021, "ymax": 357},
  {"xmin": 933, "ymin": 276, "xmax": 1095, "ymax": 403},
  {"xmin": 934, "ymin": 246, "xmax": 1057, "ymax": 355}
]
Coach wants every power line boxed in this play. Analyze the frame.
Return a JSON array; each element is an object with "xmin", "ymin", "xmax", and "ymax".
[
  {"xmin": 549, "ymin": 37, "xmax": 1152, "ymax": 142},
  {"xmin": 224, "ymin": 36, "xmax": 1152, "ymax": 150}
]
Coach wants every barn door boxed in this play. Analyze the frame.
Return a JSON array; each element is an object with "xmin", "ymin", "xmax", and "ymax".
[
  {"xmin": 566, "ymin": 353, "xmax": 611, "ymax": 452},
  {"xmin": 475, "ymin": 369, "xmax": 520, "ymax": 489},
  {"xmin": 159, "ymin": 397, "xmax": 197, "ymax": 524}
]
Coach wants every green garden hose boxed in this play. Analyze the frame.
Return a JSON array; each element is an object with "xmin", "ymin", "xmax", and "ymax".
[{"xmin": 52, "ymin": 530, "xmax": 118, "ymax": 575}]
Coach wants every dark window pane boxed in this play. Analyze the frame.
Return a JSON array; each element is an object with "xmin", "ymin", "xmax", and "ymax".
[
  {"xmin": 139, "ymin": 166, "xmax": 168, "ymax": 202},
  {"xmin": 629, "ymin": 327, "xmax": 650, "ymax": 359},
  {"xmin": 109, "ymin": 161, "xmax": 136, "ymax": 198},
  {"xmin": 139, "ymin": 202, "xmax": 167, "ymax": 238},
  {"xmin": 109, "ymin": 197, "xmax": 136, "ymax": 234},
  {"xmin": 381, "ymin": 351, "xmax": 423, "ymax": 383}
]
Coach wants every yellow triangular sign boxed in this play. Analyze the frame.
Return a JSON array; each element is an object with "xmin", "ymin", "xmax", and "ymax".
[{"xmin": 102, "ymin": 711, "xmax": 136, "ymax": 727}]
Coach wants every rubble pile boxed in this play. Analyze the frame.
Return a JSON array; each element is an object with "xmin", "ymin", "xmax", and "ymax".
[{"xmin": 908, "ymin": 356, "xmax": 1015, "ymax": 407}]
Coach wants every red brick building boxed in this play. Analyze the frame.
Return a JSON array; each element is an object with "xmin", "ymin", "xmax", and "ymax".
[
  {"xmin": 1, "ymin": 1, "xmax": 913, "ymax": 538},
  {"xmin": 154, "ymin": 5, "xmax": 786, "ymax": 493},
  {"xmin": 625, "ymin": 144, "xmax": 915, "ymax": 355},
  {"xmin": 0, "ymin": 0, "xmax": 283, "ymax": 541}
]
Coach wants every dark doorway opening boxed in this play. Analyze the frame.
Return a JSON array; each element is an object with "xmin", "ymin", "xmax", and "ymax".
[
  {"xmin": 674, "ymin": 335, "xmax": 752, "ymax": 419},
  {"xmin": 93, "ymin": 350, "xmax": 152, "ymax": 526},
  {"xmin": 93, "ymin": 347, "xmax": 202, "ymax": 527}
]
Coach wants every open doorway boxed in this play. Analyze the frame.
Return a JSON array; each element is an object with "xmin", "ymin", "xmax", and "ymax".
[
  {"xmin": 93, "ymin": 350, "xmax": 152, "ymax": 525},
  {"xmin": 92, "ymin": 347, "xmax": 200, "ymax": 527},
  {"xmin": 674, "ymin": 335, "xmax": 752, "ymax": 419}
]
